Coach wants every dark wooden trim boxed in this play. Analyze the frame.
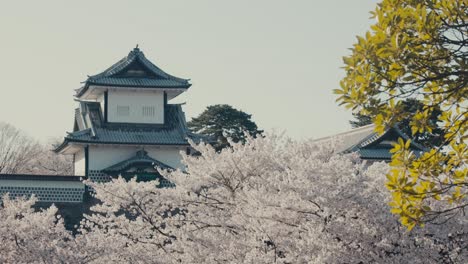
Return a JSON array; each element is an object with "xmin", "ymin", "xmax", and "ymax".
[
  {"xmin": 84, "ymin": 146, "xmax": 89, "ymax": 177},
  {"xmin": 72, "ymin": 154, "xmax": 76, "ymax": 176},
  {"xmin": 163, "ymin": 91, "xmax": 168, "ymax": 124},
  {"xmin": 104, "ymin": 90, "xmax": 108, "ymax": 123},
  {"xmin": 102, "ymin": 122, "xmax": 167, "ymax": 128},
  {"xmin": 73, "ymin": 120, "xmax": 79, "ymax": 132}
]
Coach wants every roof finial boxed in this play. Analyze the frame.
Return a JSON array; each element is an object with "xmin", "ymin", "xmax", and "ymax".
[
  {"xmin": 130, "ymin": 44, "xmax": 142, "ymax": 57},
  {"xmin": 132, "ymin": 44, "xmax": 140, "ymax": 54}
]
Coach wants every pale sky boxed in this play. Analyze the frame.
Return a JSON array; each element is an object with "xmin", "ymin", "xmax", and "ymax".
[{"xmin": 0, "ymin": 1, "xmax": 376, "ymax": 143}]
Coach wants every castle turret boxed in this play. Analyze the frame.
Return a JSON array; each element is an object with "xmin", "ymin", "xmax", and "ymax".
[{"xmin": 56, "ymin": 47, "xmax": 200, "ymax": 185}]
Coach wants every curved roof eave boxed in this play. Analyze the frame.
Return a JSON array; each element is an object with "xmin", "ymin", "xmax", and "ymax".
[{"xmin": 76, "ymin": 82, "xmax": 191, "ymax": 98}]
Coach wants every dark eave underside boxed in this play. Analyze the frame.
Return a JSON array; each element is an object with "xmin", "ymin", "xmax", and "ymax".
[{"xmin": 63, "ymin": 139, "xmax": 188, "ymax": 147}]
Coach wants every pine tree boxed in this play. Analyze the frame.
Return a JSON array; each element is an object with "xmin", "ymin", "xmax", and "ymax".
[{"xmin": 188, "ymin": 104, "xmax": 263, "ymax": 150}]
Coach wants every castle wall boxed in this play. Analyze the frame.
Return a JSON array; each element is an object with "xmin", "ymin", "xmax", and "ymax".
[{"xmin": 0, "ymin": 176, "xmax": 85, "ymax": 203}]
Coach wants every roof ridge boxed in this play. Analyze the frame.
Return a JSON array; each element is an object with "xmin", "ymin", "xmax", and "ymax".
[
  {"xmin": 347, "ymin": 132, "xmax": 382, "ymax": 152},
  {"xmin": 88, "ymin": 48, "xmax": 188, "ymax": 82},
  {"xmin": 314, "ymin": 124, "xmax": 375, "ymax": 142}
]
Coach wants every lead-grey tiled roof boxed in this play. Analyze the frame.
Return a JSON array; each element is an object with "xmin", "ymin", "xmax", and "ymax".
[
  {"xmin": 359, "ymin": 147, "xmax": 425, "ymax": 160},
  {"xmin": 86, "ymin": 77, "xmax": 188, "ymax": 88},
  {"xmin": 64, "ymin": 103, "xmax": 191, "ymax": 145},
  {"xmin": 358, "ymin": 149, "xmax": 394, "ymax": 159},
  {"xmin": 67, "ymin": 128, "xmax": 188, "ymax": 145},
  {"xmin": 76, "ymin": 47, "xmax": 191, "ymax": 97},
  {"xmin": 314, "ymin": 125, "xmax": 377, "ymax": 153},
  {"xmin": 55, "ymin": 102, "xmax": 212, "ymax": 153}
]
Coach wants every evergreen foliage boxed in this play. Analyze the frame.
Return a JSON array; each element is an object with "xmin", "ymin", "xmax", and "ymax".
[
  {"xmin": 335, "ymin": 0, "xmax": 467, "ymax": 229},
  {"xmin": 188, "ymin": 104, "xmax": 263, "ymax": 149}
]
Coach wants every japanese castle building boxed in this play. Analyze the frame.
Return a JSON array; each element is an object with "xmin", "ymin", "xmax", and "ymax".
[
  {"xmin": 0, "ymin": 47, "xmax": 203, "ymax": 203},
  {"xmin": 55, "ymin": 47, "xmax": 200, "ymax": 185}
]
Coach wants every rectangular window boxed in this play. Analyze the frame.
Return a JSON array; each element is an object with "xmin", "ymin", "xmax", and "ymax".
[
  {"xmin": 142, "ymin": 106, "xmax": 155, "ymax": 117},
  {"xmin": 117, "ymin": 105, "xmax": 130, "ymax": 116}
]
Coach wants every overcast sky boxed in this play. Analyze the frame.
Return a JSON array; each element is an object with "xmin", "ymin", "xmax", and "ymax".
[{"xmin": 0, "ymin": 1, "xmax": 376, "ymax": 142}]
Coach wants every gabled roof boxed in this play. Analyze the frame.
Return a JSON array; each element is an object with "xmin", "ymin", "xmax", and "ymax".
[
  {"xmin": 55, "ymin": 102, "xmax": 210, "ymax": 153},
  {"xmin": 102, "ymin": 150, "xmax": 173, "ymax": 173},
  {"xmin": 315, "ymin": 124, "xmax": 428, "ymax": 160},
  {"xmin": 76, "ymin": 47, "xmax": 191, "ymax": 97}
]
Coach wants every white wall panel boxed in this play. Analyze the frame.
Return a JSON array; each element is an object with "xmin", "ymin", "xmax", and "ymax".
[
  {"xmin": 88, "ymin": 145, "xmax": 185, "ymax": 171},
  {"xmin": 74, "ymin": 150, "xmax": 86, "ymax": 176},
  {"xmin": 107, "ymin": 90, "xmax": 164, "ymax": 124}
]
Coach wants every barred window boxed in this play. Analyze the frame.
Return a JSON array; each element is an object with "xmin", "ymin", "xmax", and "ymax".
[
  {"xmin": 142, "ymin": 106, "xmax": 155, "ymax": 117},
  {"xmin": 117, "ymin": 105, "xmax": 130, "ymax": 116}
]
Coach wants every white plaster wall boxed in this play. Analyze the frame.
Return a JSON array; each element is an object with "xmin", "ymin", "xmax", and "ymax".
[
  {"xmin": 107, "ymin": 90, "xmax": 164, "ymax": 124},
  {"xmin": 74, "ymin": 150, "xmax": 86, "ymax": 176},
  {"xmin": 147, "ymin": 148, "xmax": 185, "ymax": 170},
  {"xmin": 88, "ymin": 145, "xmax": 185, "ymax": 171}
]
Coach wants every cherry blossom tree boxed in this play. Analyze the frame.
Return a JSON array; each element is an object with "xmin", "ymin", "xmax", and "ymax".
[
  {"xmin": 0, "ymin": 195, "xmax": 85, "ymax": 263},
  {"xmin": 1, "ymin": 132, "xmax": 466, "ymax": 263},
  {"xmin": 79, "ymin": 134, "xmax": 467, "ymax": 263},
  {"xmin": 79, "ymin": 177, "xmax": 185, "ymax": 263}
]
